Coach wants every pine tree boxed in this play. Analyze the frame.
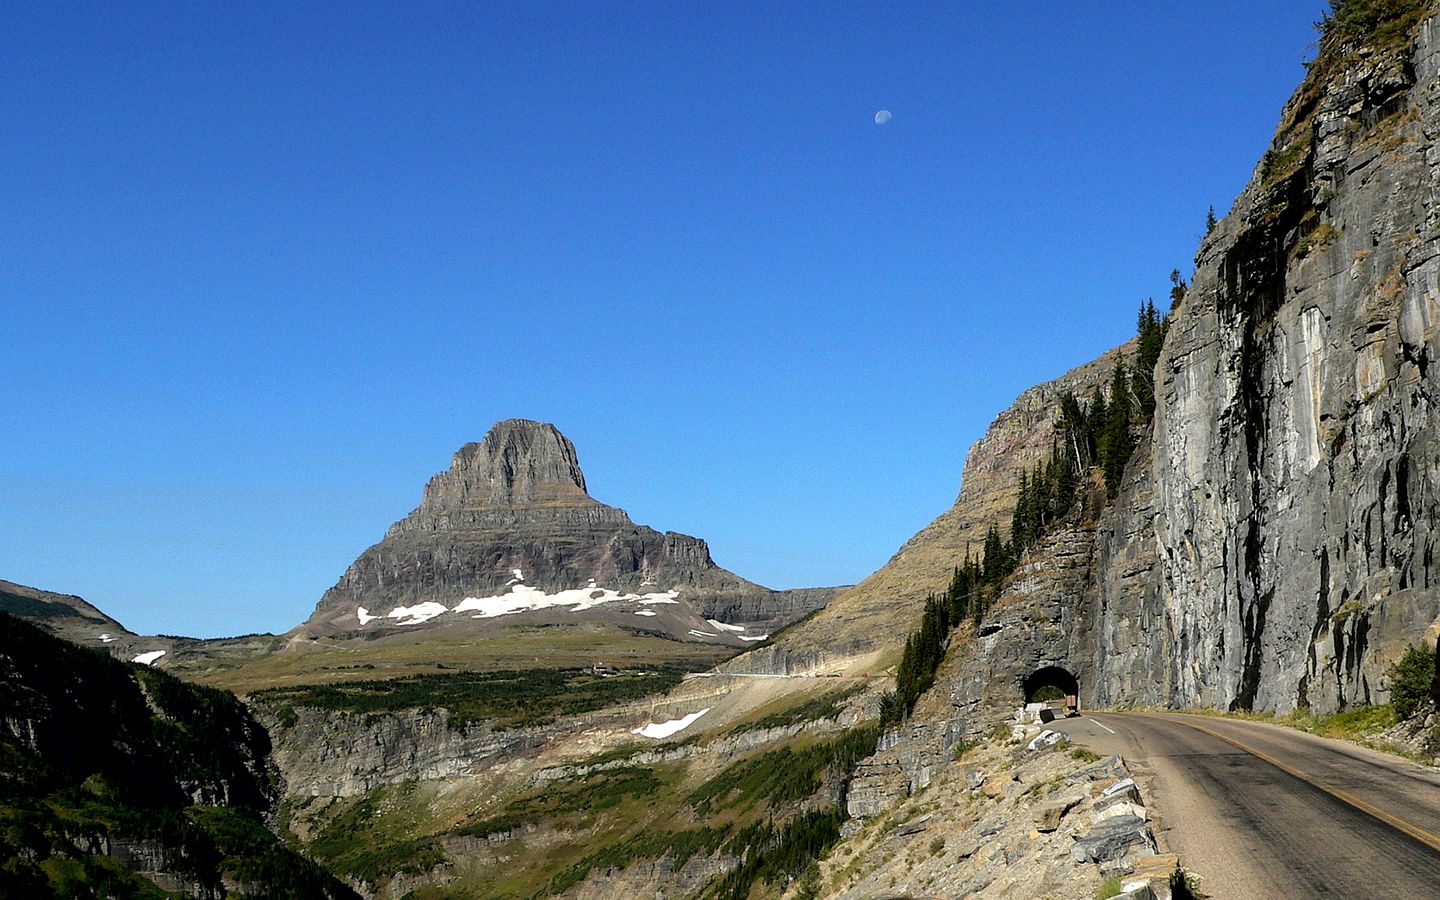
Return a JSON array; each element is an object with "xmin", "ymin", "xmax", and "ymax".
[
  {"xmin": 1100, "ymin": 355, "xmax": 1134, "ymax": 497},
  {"xmin": 1205, "ymin": 205, "xmax": 1218, "ymax": 234},
  {"xmin": 1086, "ymin": 385, "xmax": 1107, "ymax": 461},
  {"xmin": 1010, "ymin": 470, "xmax": 1031, "ymax": 551},
  {"xmin": 1132, "ymin": 299, "xmax": 1165, "ymax": 419},
  {"xmin": 981, "ymin": 524, "xmax": 1006, "ymax": 586},
  {"xmin": 1052, "ymin": 447, "xmax": 1077, "ymax": 518},
  {"xmin": 1169, "ymin": 269, "xmax": 1187, "ymax": 311}
]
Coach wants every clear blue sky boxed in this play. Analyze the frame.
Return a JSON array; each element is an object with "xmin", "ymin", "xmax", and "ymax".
[{"xmin": 3, "ymin": 2, "xmax": 1328, "ymax": 637}]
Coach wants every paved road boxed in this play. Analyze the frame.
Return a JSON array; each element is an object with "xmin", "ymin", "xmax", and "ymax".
[{"xmin": 1051, "ymin": 712, "xmax": 1440, "ymax": 899}]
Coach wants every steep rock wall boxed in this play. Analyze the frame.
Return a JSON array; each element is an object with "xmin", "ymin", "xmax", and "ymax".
[{"xmin": 1089, "ymin": 9, "xmax": 1440, "ymax": 713}]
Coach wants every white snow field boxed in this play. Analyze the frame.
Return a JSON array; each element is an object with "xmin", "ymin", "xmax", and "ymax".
[
  {"xmin": 132, "ymin": 650, "xmax": 167, "ymax": 665},
  {"xmin": 358, "ymin": 578, "xmax": 686, "ymax": 625},
  {"xmin": 386, "ymin": 601, "xmax": 449, "ymax": 626},
  {"xmin": 632, "ymin": 707, "xmax": 710, "ymax": 739}
]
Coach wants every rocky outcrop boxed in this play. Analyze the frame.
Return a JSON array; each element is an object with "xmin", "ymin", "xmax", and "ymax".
[
  {"xmin": 0, "ymin": 614, "xmax": 356, "ymax": 898},
  {"xmin": 817, "ymin": 728, "xmax": 1175, "ymax": 899},
  {"xmin": 258, "ymin": 705, "xmax": 579, "ymax": 797},
  {"xmin": 0, "ymin": 613, "xmax": 278, "ymax": 813},
  {"xmin": 0, "ymin": 578, "xmax": 145, "ymax": 655},
  {"xmin": 303, "ymin": 419, "xmax": 839, "ymax": 635}
]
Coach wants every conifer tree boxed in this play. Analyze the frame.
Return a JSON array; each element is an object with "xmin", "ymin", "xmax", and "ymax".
[
  {"xmin": 981, "ymin": 524, "xmax": 1006, "ymax": 585},
  {"xmin": 1086, "ymin": 385, "xmax": 1108, "ymax": 458},
  {"xmin": 1052, "ymin": 446, "xmax": 1077, "ymax": 517},
  {"xmin": 1169, "ymin": 269, "xmax": 1187, "ymax": 311},
  {"xmin": 1132, "ymin": 299, "xmax": 1165, "ymax": 419},
  {"xmin": 1010, "ymin": 470, "xmax": 1031, "ymax": 551},
  {"xmin": 1101, "ymin": 355, "xmax": 1134, "ymax": 497}
]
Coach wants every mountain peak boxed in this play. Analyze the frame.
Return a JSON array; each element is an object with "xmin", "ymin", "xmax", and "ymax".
[{"xmin": 429, "ymin": 419, "xmax": 590, "ymax": 509}]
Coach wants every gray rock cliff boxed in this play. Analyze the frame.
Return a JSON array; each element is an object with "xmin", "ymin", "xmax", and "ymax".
[{"xmin": 1088, "ymin": 9, "xmax": 1440, "ymax": 713}]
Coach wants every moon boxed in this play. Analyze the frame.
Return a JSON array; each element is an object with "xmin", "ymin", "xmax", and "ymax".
[{"xmin": 874, "ymin": 109, "xmax": 892, "ymax": 125}]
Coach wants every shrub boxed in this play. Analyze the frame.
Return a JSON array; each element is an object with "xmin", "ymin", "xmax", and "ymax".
[
  {"xmin": 1320, "ymin": 0, "xmax": 1428, "ymax": 45},
  {"xmin": 1387, "ymin": 642, "xmax": 1436, "ymax": 721}
]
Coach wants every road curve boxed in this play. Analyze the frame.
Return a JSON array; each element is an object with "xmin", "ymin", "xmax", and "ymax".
[{"xmin": 1052, "ymin": 712, "xmax": 1440, "ymax": 899}]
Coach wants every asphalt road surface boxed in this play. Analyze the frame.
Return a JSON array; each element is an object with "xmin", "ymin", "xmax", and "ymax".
[{"xmin": 1051, "ymin": 712, "xmax": 1440, "ymax": 899}]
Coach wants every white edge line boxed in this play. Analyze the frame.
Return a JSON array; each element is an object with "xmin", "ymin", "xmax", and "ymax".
[{"xmin": 1089, "ymin": 717, "xmax": 1117, "ymax": 735}]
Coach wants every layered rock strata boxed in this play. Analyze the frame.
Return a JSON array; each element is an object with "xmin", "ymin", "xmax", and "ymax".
[{"xmin": 302, "ymin": 418, "xmax": 839, "ymax": 635}]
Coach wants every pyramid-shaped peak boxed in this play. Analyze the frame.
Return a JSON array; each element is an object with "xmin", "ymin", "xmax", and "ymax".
[{"xmin": 434, "ymin": 419, "xmax": 591, "ymax": 508}]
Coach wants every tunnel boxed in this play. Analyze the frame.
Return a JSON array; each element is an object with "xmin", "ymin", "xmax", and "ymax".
[{"xmin": 1023, "ymin": 665, "xmax": 1080, "ymax": 709}]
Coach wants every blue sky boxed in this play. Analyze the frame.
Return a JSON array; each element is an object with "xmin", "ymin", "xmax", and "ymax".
[{"xmin": 3, "ymin": 2, "xmax": 1328, "ymax": 637}]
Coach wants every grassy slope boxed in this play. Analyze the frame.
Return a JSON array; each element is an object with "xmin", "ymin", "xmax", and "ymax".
[
  {"xmin": 251, "ymin": 666, "xmax": 691, "ymax": 730},
  {"xmin": 179, "ymin": 621, "xmax": 736, "ymax": 694}
]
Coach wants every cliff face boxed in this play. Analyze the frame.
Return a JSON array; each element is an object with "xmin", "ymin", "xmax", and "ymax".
[
  {"xmin": 255, "ymin": 705, "xmax": 580, "ymax": 798},
  {"xmin": 1089, "ymin": 8, "xmax": 1440, "ymax": 713},
  {"xmin": 304, "ymin": 418, "xmax": 839, "ymax": 636}
]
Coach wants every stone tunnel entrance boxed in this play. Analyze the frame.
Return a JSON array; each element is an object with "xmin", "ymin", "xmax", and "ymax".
[{"xmin": 1023, "ymin": 665, "xmax": 1080, "ymax": 713}]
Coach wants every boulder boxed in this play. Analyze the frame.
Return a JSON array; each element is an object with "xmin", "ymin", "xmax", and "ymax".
[
  {"xmin": 1026, "ymin": 729, "xmax": 1069, "ymax": 751},
  {"xmin": 1033, "ymin": 795, "xmax": 1083, "ymax": 832},
  {"xmin": 1070, "ymin": 815, "xmax": 1157, "ymax": 864}
]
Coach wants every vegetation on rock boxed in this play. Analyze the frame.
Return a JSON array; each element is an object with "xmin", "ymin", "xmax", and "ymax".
[
  {"xmin": 727, "ymin": 684, "xmax": 863, "ymax": 735},
  {"xmin": 0, "ymin": 613, "xmax": 356, "ymax": 898},
  {"xmin": 1318, "ymin": 0, "xmax": 1429, "ymax": 46},
  {"xmin": 1387, "ymin": 641, "xmax": 1437, "ymax": 720},
  {"xmin": 688, "ymin": 726, "xmax": 879, "ymax": 815}
]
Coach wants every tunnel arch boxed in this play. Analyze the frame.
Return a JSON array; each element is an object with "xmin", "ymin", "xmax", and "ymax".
[{"xmin": 1023, "ymin": 665, "xmax": 1080, "ymax": 706}]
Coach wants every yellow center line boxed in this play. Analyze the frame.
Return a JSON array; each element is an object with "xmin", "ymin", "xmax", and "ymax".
[{"xmin": 1116, "ymin": 712, "xmax": 1440, "ymax": 855}]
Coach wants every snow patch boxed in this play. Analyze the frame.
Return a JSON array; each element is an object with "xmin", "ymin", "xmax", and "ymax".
[
  {"xmin": 452, "ymin": 585, "xmax": 682, "ymax": 619},
  {"xmin": 688, "ymin": 630, "xmax": 718, "ymax": 638},
  {"xmin": 387, "ymin": 602, "xmax": 449, "ymax": 626},
  {"xmin": 133, "ymin": 650, "xmax": 166, "ymax": 665},
  {"xmin": 737, "ymin": 634, "xmax": 769, "ymax": 642},
  {"xmin": 632, "ymin": 707, "xmax": 710, "ymax": 739},
  {"xmin": 634, "ymin": 609, "xmax": 657, "ymax": 617},
  {"xmin": 512, "ymin": 568, "xmax": 524, "ymax": 581},
  {"xmin": 706, "ymin": 619, "xmax": 747, "ymax": 633},
  {"xmin": 98, "ymin": 633, "xmax": 115, "ymax": 643},
  {"xmin": 357, "ymin": 607, "xmax": 376, "ymax": 625}
]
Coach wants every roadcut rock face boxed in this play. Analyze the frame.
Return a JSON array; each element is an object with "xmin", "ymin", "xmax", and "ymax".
[{"xmin": 1092, "ymin": 13, "xmax": 1440, "ymax": 713}]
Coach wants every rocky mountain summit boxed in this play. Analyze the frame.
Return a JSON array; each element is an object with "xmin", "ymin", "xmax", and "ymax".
[{"xmin": 301, "ymin": 418, "xmax": 839, "ymax": 641}]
